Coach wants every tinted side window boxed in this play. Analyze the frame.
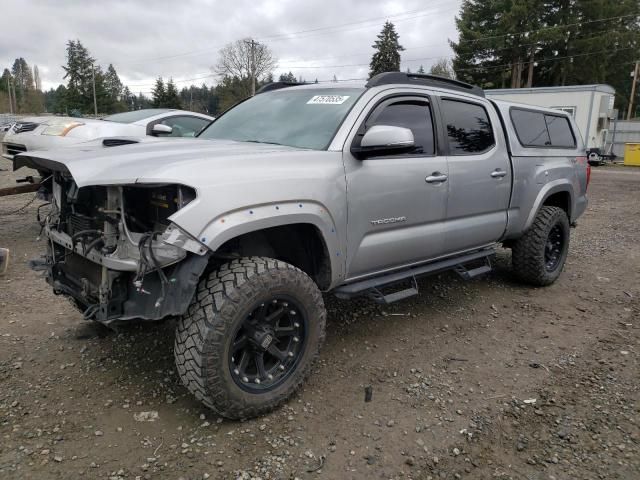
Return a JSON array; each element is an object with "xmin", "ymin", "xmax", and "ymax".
[
  {"xmin": 442, "ymin": 100, "xmax": 495, "ymax": 154},
  {"xmin": 510, "ymin": 109, "xmax": 550, "ymax": 146},
  {"xmin": 544, "ymin": 114, "xmax": 575, "ymax": 148},
  {"xmin": 368, "ymin": 101, "xmax": 435, "ymax": 155}
]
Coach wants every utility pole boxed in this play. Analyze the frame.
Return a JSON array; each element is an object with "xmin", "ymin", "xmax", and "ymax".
[
  {"xmin": 244, "ymin": 39, "xmax": 258, "ymax": 96},
  {"xmin": 6, "ymin": 77, "xmax": 13, "ymax": 114},
  {"xmin": 627, "ymin": 60, "xmax": 639, "ymax": 121},
  {"xmin": 91, "ymin": 63, "xmax": 98, "ymax": 116}
]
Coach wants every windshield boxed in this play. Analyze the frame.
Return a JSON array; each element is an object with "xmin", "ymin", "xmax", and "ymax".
[
  {"xmin": 199, "ymin": 88, "xmax": 363, "ymax": 150},
  {"xmin": 103, "ymin": 109, "xmax": 173, "ymax": 123}
]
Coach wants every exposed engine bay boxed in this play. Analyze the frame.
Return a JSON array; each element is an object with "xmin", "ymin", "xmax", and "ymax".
[{"xmin": 38, "ymin": 170, "xmax": 209, "ymax": 323}]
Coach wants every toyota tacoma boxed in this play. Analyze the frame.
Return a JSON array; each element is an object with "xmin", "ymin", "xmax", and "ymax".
[{"xmin": 15, "ymin": 73, "xmax": 589, "ymax": 419}]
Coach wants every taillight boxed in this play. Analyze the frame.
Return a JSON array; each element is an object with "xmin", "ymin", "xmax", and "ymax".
[{"xmin": 576, "ymin": 156, "xmax": 590, "ymax": 190}]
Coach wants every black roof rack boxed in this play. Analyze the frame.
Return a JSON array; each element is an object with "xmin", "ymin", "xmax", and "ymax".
[
  {"xmin": 366, "ymin": 72, "xmax": 484, "ymax": 97},
  {"xmin": 256, "ymin": 81, "xmax": 309, "ymax": 94}
]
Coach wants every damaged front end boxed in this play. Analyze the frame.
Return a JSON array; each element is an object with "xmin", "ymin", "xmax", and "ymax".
[{"xmin": 38, "ymin": 170, "xmax": 210, "ymax": 324}]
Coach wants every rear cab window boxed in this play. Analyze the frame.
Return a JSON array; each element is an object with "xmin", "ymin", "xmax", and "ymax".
[
  {"xmin": 441, "ymin": 99, "xmax": 495, "ymax": 155},
  {"xmin": 510, "ymin": 108, "xmax": 576, "ymax": 149}
]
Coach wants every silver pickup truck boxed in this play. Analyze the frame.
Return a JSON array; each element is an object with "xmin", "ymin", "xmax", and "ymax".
[{"xmin": 15, "ymin": 73, "xmax": 590, "ymax": 418}]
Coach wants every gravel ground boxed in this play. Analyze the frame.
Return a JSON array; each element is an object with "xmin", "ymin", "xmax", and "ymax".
[{"xmin": 0, "ymin": 157, "xmax": 638, "ymax": 480}]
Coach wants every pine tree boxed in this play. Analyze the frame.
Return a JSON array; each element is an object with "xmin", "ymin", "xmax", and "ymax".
[
  {"xmin": 11, "ymin": 58, "xmax": 35, "ymax": 111},
  {"xmin": 450, "ymin": 0, "xmax": 639, "ymax": 111},
  {"xmin": 369, "ymin": 21, "xmax": 405, "ymax": 78},
  {"xmin": 103, "ymin": 64, "xmax": 123, "ymax": 102},
  {"xmin": 165, "ymin": 78, "xmax": 182, "ymax": 108},
  {"xmin": 215, "ymin": 75, "xmax": 250, "ymax": 112},
  {"xmin": 135, "ymin": 92, "xmax": 151, "ymax": 110},
  {"xmin": 11, "ymin": 58, "xmax": 34, "ymax": 92},
  {"xmin": 0, "ymin": 69, "xmax": 11, "ymax": 94},
  {"xmin": 0, "ymin": 68, "xmax": 11, "ymax": 92},
  {"xmin": 91, "ymin": 66, "xmax": 112, "ymax": 114},
  {"xmin": 152, "ymin": 77, "xmax": 166, "ymax": 107},
  {"xmin": 62, "ymin": 40, "xmax": 96, "ymax": 113},
  {"xmin": 121, "ymin": 86, "xmax": 133, "ymax": 110},
  {"xmin": 278, "ymin": 71, "xmax": 296, "ymax": 82},
  {"xmin": 52, "ymin": 85, "xmax": 68, "ymax": 114},
  {"xmin": 417, "ymin": 65, "xmax": 425, "ymax": 74},
  {"xmin": 0, "ymin": 69, "xmax": 12, "ymax": 112},
  {"xmin": 9, "ymin": 58, "xmax": 46, "ymax": 113}
]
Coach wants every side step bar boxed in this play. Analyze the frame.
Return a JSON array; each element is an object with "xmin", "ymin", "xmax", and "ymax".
[{"xmin": 334, "ymin": 248, "xmax": 495, "ymax": 304}]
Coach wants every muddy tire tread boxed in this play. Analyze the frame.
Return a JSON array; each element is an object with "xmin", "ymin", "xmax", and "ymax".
[
  {"xmin": 174, "ymin": 256, "xmax": 325, "ymax": 419},
  {"xmin": 512, "ymin": 206, "xmax": 569, "ymax": 286}
]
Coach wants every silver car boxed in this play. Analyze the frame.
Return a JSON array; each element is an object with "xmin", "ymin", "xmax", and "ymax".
[{"xmin": 2, "ymin": 108, "xmax": 213, "ymax": 160}]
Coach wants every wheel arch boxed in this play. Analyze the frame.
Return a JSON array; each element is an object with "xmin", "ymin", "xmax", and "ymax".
[
  {"xmin": 203, "ymin": 208, "xmax": 340, "ymax": 290},
  {"xmin": 523, "ymin": 182, "xmax": 574, "ymax": 232}
]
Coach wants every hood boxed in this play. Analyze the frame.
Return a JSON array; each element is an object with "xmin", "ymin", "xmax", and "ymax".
[
  {"xmin": 41, "ymin": 116, "xmax": 103, "ymax": 126},
  {"xmin": 11, "ymin": 115, "xmax": 105, "ymax": 127},
  {"xmin": 14, "ymin": 138, "xmax": 312, "ymax": 188}
]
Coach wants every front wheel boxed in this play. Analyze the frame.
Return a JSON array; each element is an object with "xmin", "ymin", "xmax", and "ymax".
[
  {"xmin": 174, "ymin": 257, "xmax": 326, "ymax": 419},
  {"xmin": 511, "ymin": 206, "xmax": 570, "ymax": 286}
]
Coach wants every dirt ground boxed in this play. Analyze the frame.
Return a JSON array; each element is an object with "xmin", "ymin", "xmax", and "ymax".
[{"xmin": 0, "ymin": 156, "xmax": 638, "ymax": 480}]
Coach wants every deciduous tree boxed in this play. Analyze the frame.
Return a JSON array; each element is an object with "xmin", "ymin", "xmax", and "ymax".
[
  {"xmin": 429, "ymin": 59, "xmax": 455, "ymax": 78},
  {"xmin": 215, "ymin": 39, "xmax": 276, "ymax": 98}
]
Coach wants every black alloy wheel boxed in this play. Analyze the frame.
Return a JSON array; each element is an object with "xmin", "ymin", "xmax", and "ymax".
[
  {"xmin": 230, "ymin": 296, "xmax": 307, "ymax": 392},
  {"xmin": 544, "ymin": 224, "xmax": 565, "ymax": 272},
  {"xmin": 511, "ymin": 206, "xmax": 570, "ymax": 286}
]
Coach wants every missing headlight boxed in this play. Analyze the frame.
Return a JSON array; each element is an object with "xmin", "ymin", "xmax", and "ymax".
[{"xmin": 123, "ymin": 185, "xmax": 196, "ymax": 233}]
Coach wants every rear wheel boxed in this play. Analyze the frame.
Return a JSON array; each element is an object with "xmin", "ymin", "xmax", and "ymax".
[
  {"xmin": 174, "ymin": 257, "xmax": 326, "ymax": 419},
  {"xmin": 512, "ymin": 206, "xmax": 570, "ymax": 286}
]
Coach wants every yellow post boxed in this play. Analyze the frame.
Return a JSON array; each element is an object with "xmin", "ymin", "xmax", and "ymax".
[{"xmin": 624, "ymin": 143, "xmax": 640, "ymax": 166}]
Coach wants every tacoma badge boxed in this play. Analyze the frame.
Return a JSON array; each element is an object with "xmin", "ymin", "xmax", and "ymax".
[{"xmin": 371, "ymin": 216, "xmax": 407, "ymax": 226}]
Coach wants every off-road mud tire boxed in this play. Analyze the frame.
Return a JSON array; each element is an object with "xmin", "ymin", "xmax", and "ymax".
[
  {"xmin": 174, "ymin": 257, "xmax": 326, "ymax": 419},
  {"xmin": 512, "ymin": 206, "xmax": 570, "ymax": 286}
]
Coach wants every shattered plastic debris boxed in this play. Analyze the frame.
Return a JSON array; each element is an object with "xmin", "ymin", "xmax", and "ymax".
[{"xmin": 133, "ymin": 411, "xmax": 159, "ymax": 422}]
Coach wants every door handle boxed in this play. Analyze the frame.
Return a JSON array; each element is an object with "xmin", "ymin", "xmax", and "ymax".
[
  {"xmin": 425, "ymin": 173, "xmax": 448, "ymax": 183},
  {"xmin": 490, "ymin": 169, "xmax": 507, "ymax": 178}
]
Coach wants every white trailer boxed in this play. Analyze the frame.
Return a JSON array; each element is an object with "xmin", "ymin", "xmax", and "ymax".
[{"xmin": 486, "ymin": 84, "xmax": 616, "ymax": 163}]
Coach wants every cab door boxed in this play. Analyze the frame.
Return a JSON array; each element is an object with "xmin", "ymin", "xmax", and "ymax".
[
  {"xmin": 343, "ymin": 95, "xmax": 449, "ymax": 279},
  {"xmin": 437, "ymin": 97, "xmax": 511, "ymax": 252}
]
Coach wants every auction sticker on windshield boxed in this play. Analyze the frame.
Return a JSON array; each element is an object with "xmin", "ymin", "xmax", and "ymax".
[{"xmin": 307, "ymin": 95, "xmax": 350, "ymax": 105}]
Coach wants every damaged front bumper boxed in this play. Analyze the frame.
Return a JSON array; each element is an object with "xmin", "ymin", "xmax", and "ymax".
[
  {"xmin": 44, "ymin": 241, "xmax": 209, "ymax": 323},
  {"xmin": 39, "ymin": 177, "xmax": 210, "ymax": 324}
]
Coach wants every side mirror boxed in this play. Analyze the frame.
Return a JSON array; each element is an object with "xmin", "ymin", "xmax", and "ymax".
[
  {"xmin": 152, "ymin": 124, "xmax": 173, "ymax": 136},
  {"xmin": 352, "ymin": 125, "xmax": 415, "ymax": 159}
]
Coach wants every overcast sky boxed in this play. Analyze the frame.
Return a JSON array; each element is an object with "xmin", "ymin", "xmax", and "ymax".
[{"xmin": 0, "ymin": 0, "xmax": 463, "ymax": 95}]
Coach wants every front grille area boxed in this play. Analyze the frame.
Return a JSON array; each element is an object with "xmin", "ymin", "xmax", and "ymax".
[
  {"xmin": 67, "ymin": 213, "xmax": 99, "ymax": 237},
  {"xmin": 2, "ymin": 142, "xmax": 27, "ymax": 156},
  {"xmin": 13, "ymin": 122, "xmax": 39, "ymax": 133}
]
